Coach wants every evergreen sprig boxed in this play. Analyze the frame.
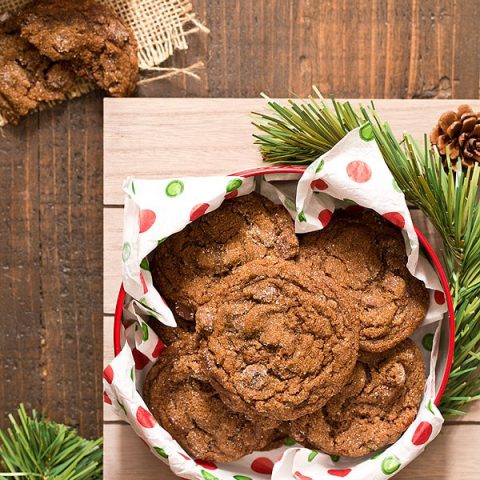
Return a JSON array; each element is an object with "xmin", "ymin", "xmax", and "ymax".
[
  {"xmin": 252, "ymin": 92, "xmax": 480, "ymax": 415},
  {"xmin": 0, "ymin": 405, "xmax": 103, "ymax": 480}
]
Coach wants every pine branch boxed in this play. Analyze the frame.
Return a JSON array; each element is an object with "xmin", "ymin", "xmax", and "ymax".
[
  {"xmin": 252, "ymin": 92, "xmax": 480, "ymax": 416},
  {"xmin": 0, "ymin": 405, "xmax": 103, "ymax": 480}
]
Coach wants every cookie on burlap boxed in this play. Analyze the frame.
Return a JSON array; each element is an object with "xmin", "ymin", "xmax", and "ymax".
[
  {"xmin": 143, "ymin": 335, "xmax": 280, "ymax": 463},
  {"xmin": 289, "ymin": 339, "xmax": 425, "ymax": 457},
  {"xmin": 15, "ymin": 0, "xmax": 138, "ymax": 96},
  {"xmin": 195, "ymin": 258, "xmax": 359, "ymax": 422},
  {"xmin": 297, "ymin": 209, "xmax": 429, "ymax": 352},
  {"xmin": 152, "ymin": 192, "xmax": 299, "ymax": 321},
  {"xmin": 0, "ymin": 23, "xmax": 74, "ymax": 124}
]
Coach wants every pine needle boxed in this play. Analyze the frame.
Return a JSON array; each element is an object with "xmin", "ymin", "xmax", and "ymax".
[
  {"xmin": 252, "ymin": 91, "xmax": 480, "ymax": 416},
  {"xmin": 0, "ymin": 405, "xmax": 103, "ymax": 480}
]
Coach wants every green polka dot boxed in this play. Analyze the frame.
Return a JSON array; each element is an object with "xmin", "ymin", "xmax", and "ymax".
[
  {"xmin": 315, "ymin": 159, "xmax": 325, "ymax": 173},
  {"xmin": 226, "ymin": 178, "xmax": 243, "ymax": 193},
  {"xmin": 201, "ymin": 470, "xmax": 219, "ymax": 480},
  {"xmin": 158, "ymin": 237, "xmax": 167, "ymax": 245},
  {"xmin": 308, "ymin": 450, "xmax": 318, "ymax": 462},
  {"xmin": 342, "ymin": 198, "xmax": 357, "ymax": 205},
  {"xmin": 392, "ymin": 178, "xmax": 402, "ymax": 193},
  {"xmin": 130, "ymin": 368, "xmax": 134, "ymax": 381},
  {"xmin": 122, "ymin": 242, "xmax": 131, "ymax": 262},
  {"xmin": 360, "ymin": 123, "xmax": 374, "ymax": 141},
  {"xmin": 330, "ymin": 455, "xmax": 340, "ymax": 463},
  {"xmin": 131, "ymin": 181, "xmax": 136, "ymax": 194},
  {"xmin": 427, "ymin": 399, "xmax": 436, "ymax": 415},
  {"xmin": 284, "ymin": 437, "xmax": 296, "ymax": 446},
  {"xmin": 140, "ymin": 257, "xmax": 150, "ymax": 271},
  {"xmin": 233, "ymin": 476, "xmax": 253, "ymax": 480},
  {"xmin": 154, "ymin": 447, "xmax": 168, "ymax": 459},
  {"xmin": 298, "ymin": 211, "xmax": 307, "ymax": 222},
  {"xmin": 165, "ymin": 180, "xmax": 184, "ymax": 197},
  {"xmin": 141, "ymin": 322, "xmax": 149, "ymax": 342},
  {"xmin": 284, "ymin": 197, "xmax": 297, "ymax": 211},
  {"xmin": 381, "ymin": 455, "xmax": 401, "ymax": 475},
  {"xmin": 422, "ymin": 333, "xmax": 434, "ymax": 351}
]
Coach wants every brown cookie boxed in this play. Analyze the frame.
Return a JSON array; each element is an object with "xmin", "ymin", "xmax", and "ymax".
[
  {"xmin": 143, "ymin": 336, "xmax": 280, "ymax": 463},
  {"xmin": 290, "ymin": 339, "xmax": 425, "ymax": 457},
  {"xmin": 195, "ymin": 258, "xmax": 359, "ymax": 421},
  {"xmin": 298, "ymin": 209, "xmax": 429, "ymax": 352},
  {"xmin": 147, "ymin": 316, "xmax": 195, "ymax": 346},
  {"xmin": 15, "ymin": 0, "xmax": 138, "ymax": 96},
  {"xmin": 152, "ymin": 192, "xmax": 299, "ymax": 321},
  {"xmin": 0, "ymin": 23, "xmax": 74, "ymax": 124}
]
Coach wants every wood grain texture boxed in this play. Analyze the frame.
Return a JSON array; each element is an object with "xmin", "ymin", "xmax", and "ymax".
[
  {"xmin": 103, "ymin": 423, "xmax": 480, "ymax": 480},
  {"xmin": 104, "ymin": 98, "xmax": 479, "ymax": 204},
  {"xmin": 0, "ymin": 94, "xmax": 104, "ymax": 438}
]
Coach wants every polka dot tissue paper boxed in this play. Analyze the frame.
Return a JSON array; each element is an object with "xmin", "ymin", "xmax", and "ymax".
[{"xmin": 104, "ymin": 127, "xmax": 449, "ymax": 480}]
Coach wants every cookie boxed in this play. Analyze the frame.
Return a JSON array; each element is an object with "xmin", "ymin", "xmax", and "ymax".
[
  {"xmin": 147, "ymin": 316, "xmax": 195, "ymax": 346},
  {"xmin": 290, "ymin": 339, "xmax": 425, "ymax": 457},
  {"xmin": 196, "ymin": 258, "xmax": 359, "ymax": 421},
  {"xmin": 152, "ymin": 192, "xmax": 299, "ymax": 321},
  {"xmin": 16, "ymin": 0, "xmax": 138, "ymax": 96},
  {"xmin": 143, "ymin": 336, "xmax": 280, "ymax": 463},
  {"xmin": 0, "ymin": 23, "xmax": 74, "ymax": 124},
  {"xmin": 298, "ymin": 209, "xmax": 429, "ymax": 352}
]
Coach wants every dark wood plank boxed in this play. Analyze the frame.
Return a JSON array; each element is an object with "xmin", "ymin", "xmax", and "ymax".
[
  {"xmin": 0, "ymin": 115, "xmax": 42, "ymax": 426},
  {"xmin": 140, "ymin": 0, "xmax": 479, "ymax": 99},
  {"xmin": 36, "ymin": 94, "xmax": 103, "ymax": 438}
]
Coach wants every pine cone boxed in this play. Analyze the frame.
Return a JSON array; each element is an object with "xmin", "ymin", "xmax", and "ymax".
[{"xmin": 430, "ymin": 104, "xmax": 480, "ymax": 170}]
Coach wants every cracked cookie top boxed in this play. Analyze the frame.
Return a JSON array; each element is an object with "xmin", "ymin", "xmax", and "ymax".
[
  {"xmin": 289, "ymin": 339, "xmax": 425, "ymax": 457},
  {"xmin": 195, "ymin": 257, "xmax": 359, "ymax": 421},
  {"xmin": 152, "ymin": 192, "xmax": 299, "ymax": 321},
  {"xmin": 143, "ymin": 335, "xmax": 280, "ymax": 463},
  {"xmin": 297, "ymin": 209, "xmax": 429, "ymax": 352},
  {"xmin": 15, "ymin": 0, "xmax": 138, "ymax": 96}
]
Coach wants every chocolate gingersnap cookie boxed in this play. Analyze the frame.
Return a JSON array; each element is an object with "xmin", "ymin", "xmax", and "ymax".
[
  {"xmin": 0, "ymin": 23, "xmax": 74, "ymax": 124},
  {"xmin": 290, "ymin": 339, "xmax": 425, "ymax": 457},
  {"xmin": 298, "ymin": 209, "xmax": 429, "ymax": 352},
  {"xmin": 195, "ymin": 258, "xmax": 359, "ymax": 422},
  {"xmin": 15, "ymin": 0, "xmax": 138, "ymax": 97},
  {"xmin": 143, "ymin": 335, "xmax": 280, "ymax": 463},
  {"xmin": 147, "ymin": 316, "xmax": 196, "ymax": 346},
  {"xmin": 152, "ymin": 192, "xmax": 299, "ymax": 321}
]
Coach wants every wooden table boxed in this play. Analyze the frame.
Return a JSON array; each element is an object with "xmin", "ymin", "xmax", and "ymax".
[{"xmin": 103, "ymin": 98, "xmax": 480, "ymax": 479}]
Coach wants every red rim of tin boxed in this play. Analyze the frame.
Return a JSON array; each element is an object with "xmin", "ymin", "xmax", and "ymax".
[{"xmin": 113, "ymin": 165, "xmax": 455, "ymax": 407}]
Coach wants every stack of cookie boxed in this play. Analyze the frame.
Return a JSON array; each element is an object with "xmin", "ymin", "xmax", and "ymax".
[{"xmin": 144, "ymin": 193, "xmax": 429, "ymax": 462}]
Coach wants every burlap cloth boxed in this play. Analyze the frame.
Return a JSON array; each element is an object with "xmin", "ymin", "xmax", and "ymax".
[{"xmin": 0, "ymin": 0, "xmax": 208, "ymax": 126}]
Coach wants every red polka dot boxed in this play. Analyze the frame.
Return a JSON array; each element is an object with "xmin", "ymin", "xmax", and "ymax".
[
  {"xmin": 139, "ymin": 272, "xmax": 148, "ymax": 294},
  {"xmin": 103, "ymin": 365, "xmax": 114, "ymax": 384},
  {"xmin": 178, "ymin": 452, "xmax": 191, "ymax": 461},
  {"xmin": 251, "ymin": 457, "xmax": 274, "ymax": 475},
  {"xmin": 346, "ymin": 160, "xmax": 372, "ymax": 183},
  {"xmin": 136, "ymin": 406, "xmax": 157, "ymax": 428},
  {"xmin": 225, "ymin": 190, "xmax": 239, "ymax": 199},
  {"xmin": 132, "ymin": 348, "xmax": 150, "ymax": 370},
  {"xmin": 383, "ymin": 212, "xmax": 406, "ymax": 229},
  {"xmin": 103, "ymin": 392, "xmax": 112, "ymax": 405},
  {"xmin": 434, "ymin": 290, "xmax": 445, "ymax": 305},
  {"xmin": 195, "ymin": 459, "xmax": 218, "ymax": 470},
  {"xmin": 295, "ymin": 472, "xmax": 313, "ymax": 480},
  {"xmin": 190, "ymin": 203, "xmax": 210, "ymax": 222},
  {"xmin": 327, "ymin": 469, "xmax": 352, "ymax": 477},
  {"xmin": 139, "ymin": 209, "xmax": 156, "ymax": 233},
  {"xmin": 152, "ymin": 338, "xmax": 166, "ymax": 358},
  {"xmin": 412, "ymin": 421, "xmax": 433, "ymax": 446},
  {"xmin": 310, "ymin": 178, "xmax": 329, "ymax": 191},
  {"xmin": 318, "ymin": 209, "xmax": 333, "ymax": 227}
]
